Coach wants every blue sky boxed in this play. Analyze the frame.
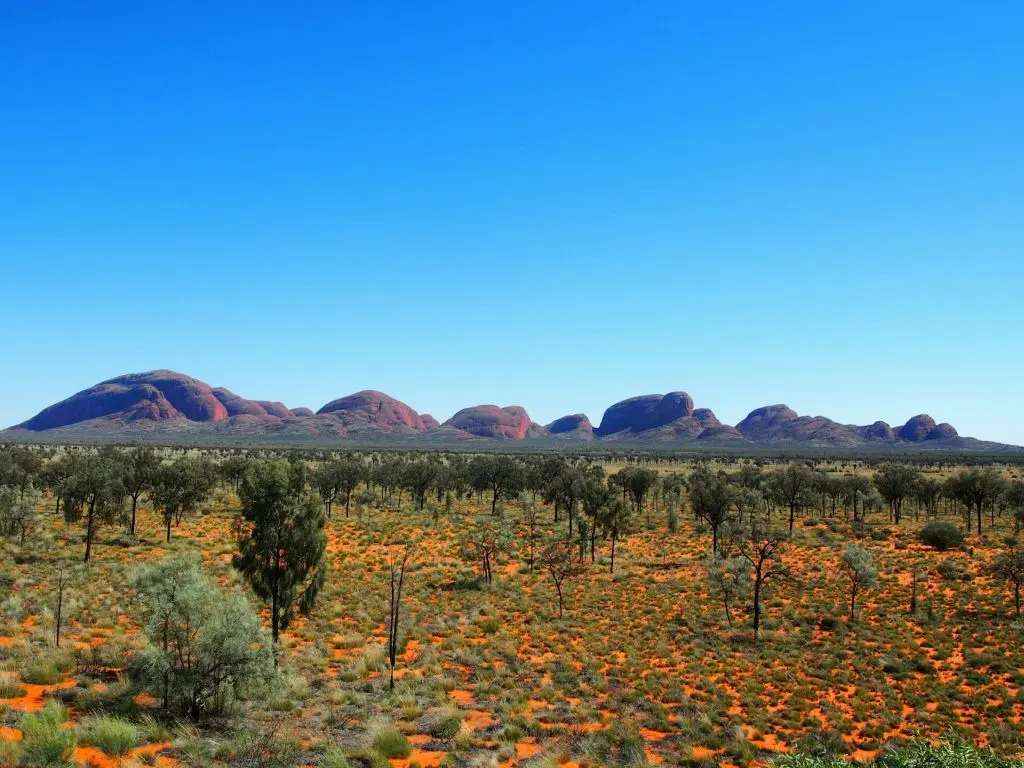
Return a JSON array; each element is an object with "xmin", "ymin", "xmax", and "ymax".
[{"xmin": 1, "ymin": 2, "xmax": 1022, "ymax": 443}]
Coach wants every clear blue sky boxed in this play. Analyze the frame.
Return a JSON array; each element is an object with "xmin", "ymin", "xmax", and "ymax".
[{"xmin": 2, "ymin": 2, "xmax": 1022, "ymax": 443}]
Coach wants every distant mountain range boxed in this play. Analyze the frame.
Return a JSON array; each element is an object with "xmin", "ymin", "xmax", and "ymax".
[{"xmin": 4, "ymin": 370, "xmax": 1019, "ymax": 451}]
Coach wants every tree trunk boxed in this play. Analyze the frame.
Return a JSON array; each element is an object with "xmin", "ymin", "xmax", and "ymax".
[
  {"xmin": 130, "ymin": 495, "xmax": 139, "ymax": 536},
  {"xmin": 84, "ymin": 500, "xmax": 95, "ymax": 562},
  {"xmin": 609, "ymin": 531, "xmax": 617, "ymax": 574}
]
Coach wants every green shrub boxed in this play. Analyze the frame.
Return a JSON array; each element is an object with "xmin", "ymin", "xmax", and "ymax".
[
  {"xmin": 0, "ymin": 680, "xmax": 27, "ymax": 698},
  {"xmin": 369, "ymin": 722, "xmax": 411, "ymax": 759},
  {"xmin": 322, "ymin": 746, "xmax": 351, "ymax": 768},
  {"xmin": 429, "ymin": 713, "xmax": 462, "ymax": 740},
  {"xmin": 919, "ymin": 522, "xmax": 964, "ymax": 551},
  {"xmin": 0, "ymin": 740, "xmax": 21, "ymax": 768},
  {"xmin": 20, "ymin": 701, "xmax": 76, "ymax": 767},
  {"xmin": 21, "ymin": 661, "xmax": 63, "ymax": 685},
  {"xmin": 77, "ymin": 715, "xmax": 139, "ymax": 756}
]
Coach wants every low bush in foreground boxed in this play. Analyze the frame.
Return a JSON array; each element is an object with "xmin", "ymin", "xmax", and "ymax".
[{"xmin": 773, "ymin": 735, "xmax": 1023, "ymax": 767}]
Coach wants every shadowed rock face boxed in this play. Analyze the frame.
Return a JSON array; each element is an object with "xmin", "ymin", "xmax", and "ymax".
[
  {"xmin": 18, "ymin": 370, "xmax": 229, "ymax": 430},
  {"xmin": 546, "ymin": 413, "xmax": 594, "ymax": 436},
  {"xmin": 698, "ymin": 425, "xmax": 745, "ymax": 441},
  {"xmin": 317, "ymin": 391, "xmax": 426, "ymax": 431},
  {"xmin": 735, "ymin": 405, "xmax": 799, "ymax": 439},
  {"xmin": 899, "ymin": 415, "xmax": 938, "ymax": 441},
  {"xmin": 595, "ymin": 392, "xmax": 695, "ymax": 436},
  {"xmin": 863, "ymin": 421, "xmax": 896, "ymax": 441},
  {"xmin": 927, "ymin": 422, "xmax": 959, "ymax": 440},
  {"xmin": 212, "ymin": 388, "xmax": 292, "ymax": 420},
  {"xmin": 444, "ymin": 405, "xmax": 532, "ymax": 439},
  {"xmin": 10, "ymin": 371, "xmax": 984, "ymax": 448}
]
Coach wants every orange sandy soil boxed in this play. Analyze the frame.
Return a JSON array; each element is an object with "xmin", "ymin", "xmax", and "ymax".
[{"xmin": 2, "ymin": 464, "xmax": 1023, "ymax": 767}]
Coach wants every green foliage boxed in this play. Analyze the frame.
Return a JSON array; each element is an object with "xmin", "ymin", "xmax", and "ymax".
[
  {"xmin": 368, "ymin": 721, "xmax": 411, "ymax": 759},
  {"xmin": 773, "ymin": 735, "xmax": 1023, "ymax": 767},
  {"xmin": 919, "ymin": 521, "xmax": 965, "ymax": 551},
  {"xmin": 586, "ymin": 721, "xmax": 649, "ymax": 766},
  {"xmin": 322, "ymin": 746, "xmax": 351, "ymax": 768},
  {"xmin": 19, "ymin": 701, "xmax": 76, "ymax": 767},
  {"xmin": 234, "ymin": 459, "xmax": 328, "ymax": 642},
  {"xmin": 132, "ymin": 555, "xmax": 277, "ymax": 719},
  {"xmin": 76, "ymin": 714, "xmax": 138, "ymax": 756}
]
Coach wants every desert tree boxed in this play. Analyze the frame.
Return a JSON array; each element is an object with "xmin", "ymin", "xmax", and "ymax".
[
  {"xmin": 580, "ymin": 476, "xmax": 612, "ymax": 563},
  {"xmin": 915, "ymin": 477, "xmax": 944, "ymax": 520},
  {"xmin": 403, "ymin": 459, "xmax": 438, "ymax": 510},
  {"xmin": 40, "ymin": 453, "xmax": 76, "ymax": 518},
  {"xmin": 949, "ymin": 467, "xmax": 1007, "ymax": 535},
  {"xmin": 990, "ymin": 546, "xmax": 1024, "ymax": 618},
  {"xmin": 705, "ymin": 542, "xmax": 751, "ymax": 628},
  {"xmin": 0, "ymin": 484, "xmax": 39, "ymax": 547},
  {"xmin": 335, "ymin": 459, "xmax": 365, "ymax": 517},
  {"xmin": 121, "ymin": 446, "xmax": 160, "ymax": 537},
  {"xmin": 470, "ymin": 455, "xmax": 524, "ymax": 514},
  {"xmin": 841, "ymin": 475, "xmax": 873, "ymax": 522},
  {"xmin": 597, "ymin": 496, "xmax": 631, "ymax": 574},
  {"xmin": 234, "ymin": 460, "xmax": 328, "ymax": 646},
  {"xmin": 312, "ymin": 463, "xmax": 342, "ymax": 519},
  {"xmin": 688, "ymin": 465, "xmax": 736, "ymax": 554},
  {"xmin": 519, "ymin": 491, "xmax": 542, "ymax": 571},
  {"xmin": 386, "ymin": 543, "xmax": 415, "ymax": 689},
  {"xmin": 736, "ymin": 518, "xmax": 789, "ymax": 641},
  {"xmin": 132, "ymin": 555, "xmax": 276, "ymax": 718},
  {"xmin": 1005, "ymin": 481, "xmax": 1024, "ymax": 533},
  {"xmin": 768, "ymin": 464, "xmax": 816, "ymax": 532},
  {"xmin": 539, "ymin": 539, "xmax": 588, "ymax": 618},
  {"xmin": 62, "ymin": 453, "xmax": 124, "ymax": 562},
  {"xmin": 457, "ymin": 515, "xmax": 511, "ymax": 585},
  {"xmin": 54, "ymin": 565, "xmax": 74, "ymax": 648},
  {"xmin": 614, "ymin": 466, "xmax": 659, "ymax": 519},
  {"xmin": 220, "ymin": 455, "xmax": 251, "ymax": 495},
  {"xmin": 543, "ymin": 462, "xmax": 585, "ymax": 535},
  {"xmin": 840, "ymin": 543, "xmax": 878, "ymax": 621},
  {"xmin": 152, "ymin": 456, "xmax": 215, "ymax": 542},
  {"xmin": 873, "ymin": 463, "xmax": 921, "ymax": 525}
]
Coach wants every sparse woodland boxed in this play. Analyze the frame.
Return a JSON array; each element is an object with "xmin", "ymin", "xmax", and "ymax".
[{"xmin": 1, "ymin": 443, "xmax": 1024, "ymax": 767}]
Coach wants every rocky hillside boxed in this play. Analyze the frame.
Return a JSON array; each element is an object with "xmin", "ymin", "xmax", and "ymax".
[{"xmin": 5, "ymin": 370, "xmax": 1015, "ymax": 450}]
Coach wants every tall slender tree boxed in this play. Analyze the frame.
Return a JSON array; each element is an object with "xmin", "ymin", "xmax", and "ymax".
[{"xmin": 234, "ymin": 460, "xmax": 328, "ymax": 646}]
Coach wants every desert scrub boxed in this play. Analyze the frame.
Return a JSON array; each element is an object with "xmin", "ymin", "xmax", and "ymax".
[
  {"xmin": 21, "ymin": 659, "xmax": 63, "ymax": 685},
  {"xmin": 918, "ymin": 522, "xmax": 965, "ymax": 551},
  {"xmin": 322, "ymin": 746, "xmax": 351, "ymax": 767},
  {"xmin": 368, "ymin": 720, "xmax": 411, "ymax": 758},
  {"xmin": 77, "ymin": 714, "xmax": 139, "ymax": 755},
  {"xmin": 0, "ymin": 680, "xmax": 26, "ymax": 698},
  {"xmin": 0, "ymin": 740, "xmax": 20, "ymax": 768},
  {"xmin": 19, "ymin": 701, "xmax": 76, "ymax": 766}
]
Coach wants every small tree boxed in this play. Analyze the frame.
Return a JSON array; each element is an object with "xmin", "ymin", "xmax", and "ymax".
[
  {"xmin": 471, "ymin": 455, "xmax": 524, "ymax": 515},
  {"xmin": 152, "ymin": 457, "xmax": 214, "ymax": 543},
  {"xmin": 0, "ymin": 484, "xmax": 38, "ymax": 547},
  {"xmin": 121, "ymin": 447, "xmax": 159, "ymax": 537},
  {"xmin": 386, "ymin": 544, "xmax": 415, "ymax": 690},
  {"xmin": 132, "ymin": 556, "xmax": 276, "ymax": 718},
  {"xmin": 458, "ymin": 516, "xmax": 511, "ymax": 585},
  {"xmin": 705, "ymin": 550, "xmax": 751, "ymax": 628},
  {"xmin": 597, "ymin": 496, "xmax": 631, "ymax": 574},
  {"xmin": 539, "ymin": 539, "xmax": 588, "ymax": 618},
  {"xmin": 54, "ymin": 565, "xmax": 72, "ymax": 648},
  {"xmin": 736, "ymin": 520, "xmax": 788, "ymax": 641},
  {"xmin": 769, "ymin": 464, "xmax": 816, "ymax": 532},
  {"xmin": 234, "ymin": 460, "xmax": 328, "ymax": 645},
  {"xmin": 873, "ymin": 464, "xmax": 921, "ymax": 525},
  {"xmin": 689, "ymin": 466, "xmax": 736, "ymax": 554},
  {"xmin": 990, "ymin": 546, "xmax": 1024, "ymax": 618},
  {"xmin": 840, "ymin": 543, "xmax": 878, "ymax": 621},
  {"xmin": 62, "ymin": 454, "xmax": 124, "ymax": 562},
  {"xmin": 519, "ymin": 492, "xmax": 542, "ymax": 571}
]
